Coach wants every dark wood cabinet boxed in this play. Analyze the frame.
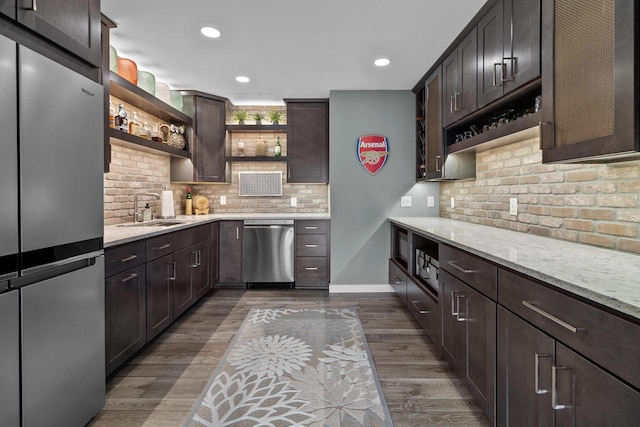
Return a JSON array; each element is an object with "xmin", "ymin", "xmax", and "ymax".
[
  {"xmin": 286, "ymin": 99, "xmax": 329, "ymax": 183},
  {"xmin": 497, "ymin": 306, "xmax": 554, "ymax": 427},
  {"xmin": 422, "ymin": 66, "xmax": 445, "ymax": 179},
  {"xmin": 478, "ymin": 0, "xmax": 541, "ymax": 108},
  {"xmin": 217, "ymin": 221, "xmax": 243, "ymax": 286},
  {"xmin": 178, "ymin": 93, "xmax": 227, "ymax": 182},
  {"xmin": 388, "ymin": 259, "xmax": 407, "ymax": 305},
  {"xmin": 174, "ymin": 240, "xmax": 210, "ymax": 317},
  {"xmin": 0, "ymin": 0, "xmax": 15, "ymax": 19},
  {"xmin": 192, "ymin": 240, "xmax": 210, "ymax": 299},
  {"xmin": 145, "ymin": 253, "xmax": 174, "ymax": 341},
  {"xmin": 541, "ymin": 0, "xmax": 639, "ymax": 163},
  {"xmin": 210, "ymin": 221, "xmax": 219, "ymax": 287},
  {"xmin": 295, "ymin": 220, "xmax": 330, "ymax": 289},
  {"xmin": 15, "ymin": 0, "xmax": 101, "ymax": 66},
  {"xmin": 443, "ymin": 29, "xmax": 477, "ymax": 127},
  {"xmin": 440, "ymin": 269, "xmax": 496, "ymax": 423},
  {"xmin": 105, "ymin": 265, "xmax": 146, "ymax": 376}
]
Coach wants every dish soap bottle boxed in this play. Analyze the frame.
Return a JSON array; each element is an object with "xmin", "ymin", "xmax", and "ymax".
[
  {"xmin": 143, "ymin": 203, "xmax": 152, "ymax": 221},
  {"xmin": 274, "ymin": 136, "xmax": 282, "ymax": 157},
  {"xmin": 185, "ymin": 186, "xmax": 193, "ymax": 215}
]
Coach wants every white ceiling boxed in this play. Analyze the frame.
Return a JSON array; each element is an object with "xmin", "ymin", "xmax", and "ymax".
[{"xmin": 102, "ymin": 0, "xmax": 486, "ymax": 105}]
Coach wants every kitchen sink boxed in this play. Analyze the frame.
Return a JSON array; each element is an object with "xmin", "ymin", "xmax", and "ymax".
[{"xmin": 117, "ymin": 220, "xmax": 186, "ymax": 227}]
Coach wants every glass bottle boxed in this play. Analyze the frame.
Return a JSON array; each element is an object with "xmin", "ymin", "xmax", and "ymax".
[
  {"xmin": 274, "ymin": 136, "xmax": 282, "ymax": 157},
  {"xmin": 185, "ymin": 186, "xmax": 193, "ymax": 215},
  {"xmin": 108, "ymin": 97, "xmax": 115, "ymax": 129},
  {"xmin": 129, "ymin": 111, "xmax": 140, "ymax": 137},
  {"xmin": 114, "ymin": 104, "xmax": 128, "ymax": 132}
]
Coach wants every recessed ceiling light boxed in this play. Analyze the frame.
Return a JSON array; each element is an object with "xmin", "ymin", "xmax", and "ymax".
[
  {"xmin": 374, "ymin": 58, "xmax": 391, "ymax": 67},
  {"xmin": 200, "ymin": 27, "xmax": 221, "ymax": 38},
  {"xmin": 235, "ymin": 76, "xmax": 250, "ymax": 83}
]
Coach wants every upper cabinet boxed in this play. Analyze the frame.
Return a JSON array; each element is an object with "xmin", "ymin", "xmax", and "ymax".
[
  {"xmin": 443, "ymin": 29, "xmax": 477, "ymax": 127},
  {"xmin": 12, "ymin": 0, "xmax": 101, "ymax": 66},
  {"xmin": 541, "ymin": 0, "xmax": 639, "ymax": 163},
  {"xmin": 286, "ymin": 99, "xmax": 329, "ymax": 183},
  {"xmin": 171, "ymin": 92, "xmax": 227, "ymax": 183},
  {"xmin": 477, "ymin": 0, "xmax": 541, "ymax": 108}
]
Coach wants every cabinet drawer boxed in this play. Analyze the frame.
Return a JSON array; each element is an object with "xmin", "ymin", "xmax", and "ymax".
[
  {"xmin": 105, "ymin": 241, "xmax": 146, "ymax": 278},
  {"xmin": 389, "ymin": 259, "xmax": 407, "ymax": 304},
  {"xmin": 406, "ymin": 276, "xmax": 439, "ymax": 345},
  {"xmin": 146, "ymin": 234, "xmax": 173, "ymax": 262},
  {"xmin": 295, "ymin": 220, "xmax": 328, "ymax": 235},
  {"xmin": 440, "ymin": 244, "xmax": 497, "ymax": 300},
  {"xmin": 498, "ymin": 268, "xmax": 640, "ymax": 390},
  {"xmin": 295, "ymin": 257, "xmax": 328, "ymax": 281},
  {"xmin": 296, "ymin": 235, "xmax": 327, "ymax": 257},
  {"xmin": 173, "ymin": 224, "xmax": 210, "ymax": 250}
]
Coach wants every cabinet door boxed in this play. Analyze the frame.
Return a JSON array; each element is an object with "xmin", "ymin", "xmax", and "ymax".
[
  {"xmin": 218, "ymin": 221, "xmax": 243, "ymax": 286},
  {"xmin": 458, "ymin": 28, "xmax": 478, "ymax": 120},
  {"xmin": 16, "ymin": 0, "xmax": 101, "ymax": 66},
  {"xmin": 194, "ymin": 96, "xmax": 226, "ymax": 182},
  {"xmin": 287, "ymin": 101, "xmax": 329, "ymax": 183},
  {"xmin": 174, "ymin": 245, "xmax": 196, "ymax": 318},
  {"xmin": 497, "ymin": 307, "xmax": 554, "ymax": 427},
  {"xmin": 442, "ymin": 48, "xmax": 459, "ymax": 127},
  {"xmin": 504, "ymin": 0, "xmax": 540, "ymax": 94},
  {"xmin": 193, "ymin": 240, "xmax": 211, "ymax": 299},
  {"xmin": 440, "ymin": 270, "xmax": 464, "ymax": 370},
  {"xmin": 146, "ymin": 254, "xmax": 174, "ymax": 341},
  {"xmin": 105, "ymin": 265, "xmax": 146, "ymax": 376},
  {"xmin": 477, "ymin": 0, "xmax": 505, "ymax": 108},
  {"xmin": 424, "ymin": 66, "xmax": 444, "ymax": 179},
  {"xmin": 210, "ymin": 221, "xmax": 219, "ymax": 285},
  {"xmin": 388, "ymin": 259, "xmax": 407, "ymax": 305},
  {"xmin": 554, "ymin": 343, "xmax": 640, "ymax": 427},
  {"xmin": 0, "ymin": 0, "xmax": 15, "ymax": 19},
  {"xmin": 461, "ymin": 280, "xmax": 496, "ymax": 423},
  {"xmin": 541, "ymin": 0, "xmax": 638, "ymax": 162}
]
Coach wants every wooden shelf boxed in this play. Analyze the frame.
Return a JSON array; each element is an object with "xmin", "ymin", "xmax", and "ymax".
[
  {"xmin": 228, "ymin": 156, "xmax": 287, "ymax": 162},
  {"xmin": 109, "ymin": 129, "xmax": 191, "ymax": 159},
  {"xmin": 109, "ymin": 72, "xmax": 192, "ymax": 126},
  {"xmin": 226, "ymin": 124, "xmax": 287, "ymax": 132}
]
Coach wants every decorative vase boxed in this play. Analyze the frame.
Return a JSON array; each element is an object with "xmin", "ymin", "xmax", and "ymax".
[
  {"xmin": 238, "ymin": 119, "xmax": 245, "ymax": 125},
  {"xmin": 109, "ymin": 45, "xmax": 118, "ymax": 73},
  {"xmin": 255, "ymin": 119, "xmax": 262, "ymax": 125},
  {"xmin": 272, "ymin": 120, "xmax": 279, "ymax": 125},
  {"xmin": 255, "ymin": 140, "xmax": 267, "ymax": 156},
  {"xmin": 155, "ymin": 82, "xmax": 171, "ymax": 105},
  {"xmin": 137, "ymin": 70, "xmax": 156, "ymax": 95},
  {"xmin": 169, "ymin": 91, "xmax": 183, "ymax": 112},
  {"xmin": 117, "ymin": 57, "xmax": 138, "ymax": 84}
]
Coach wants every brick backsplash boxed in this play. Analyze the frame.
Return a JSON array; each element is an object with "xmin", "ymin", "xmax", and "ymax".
[
  {"xmin": 104, "ymin": 145, "xmax": 328, "ymax": 225},
  {"xmin": 440, "ymin": 138, "xmax": 640, "ymax": 254}
]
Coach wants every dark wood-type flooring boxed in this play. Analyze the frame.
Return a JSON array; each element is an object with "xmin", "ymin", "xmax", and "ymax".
[{"xmin": 89, "ymin": 289, "xmax": 490, "ymax": 426}]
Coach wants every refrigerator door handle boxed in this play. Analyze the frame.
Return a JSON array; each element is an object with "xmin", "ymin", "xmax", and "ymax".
[{"xmin": 21, "ymin": 250, "xmax": 104, "ymax": 276}]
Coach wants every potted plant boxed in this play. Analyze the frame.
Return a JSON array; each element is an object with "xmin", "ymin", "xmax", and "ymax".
[
  {"xmin": 233, "ymin": 110, "xmax": 248, "ymax": 125},
  {"xmin": 253, "ymin": 112, "xmax": 265, "ymax": 125},
  {"xmin": 268, "ymin": 110, "xmax": 282, "ymax": 125}
]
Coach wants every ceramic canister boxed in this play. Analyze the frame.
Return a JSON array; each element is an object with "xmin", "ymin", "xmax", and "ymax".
[
  {"xmin": 155, "ymin": 82, "xmax": 170, "ymax": 104},
  {"xmin": 117, "ymin": 57, "xmax": 138, "ymax": 84},
  {"xmin": 109, "ymin": 45, "xmax": 118, "ymax": 73},
  {"xmin": 137, "ymin": 70, "xmax": 156, "ymax": 95}
]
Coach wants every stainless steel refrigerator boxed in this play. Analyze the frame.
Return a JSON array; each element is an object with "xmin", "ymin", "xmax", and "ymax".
[{"xmin": 0, "ymin": 34, "xmax": 105, "ymax": 427}]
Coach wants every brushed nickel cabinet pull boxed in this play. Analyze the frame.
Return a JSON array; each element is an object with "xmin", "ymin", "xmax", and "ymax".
[
  {"xmin": 121, "ymin": 273, "xmax": 138, "ymax": 283},
  {"xmin": 121, "ymin": 255, "xmax": 138, "ymax": 263},
  {"xmin": 169, "ymin": 262, "xmax": 176, "ymax": 280},
  {"xmin": 411, "ymin": 300, "xmax": 429, "ymax": 314},
  {"xmin": 456, "ymin": 294, "xmax": 467, "ymax": 322},
  {"xmin": 152, "ymin": 244, "xmax": 171, "ymax": 250},
  {"xmin": 450, "ymin": 95, "xmax": 454, "ymax": 113},
  {"xmin": 390, "ymin": 275, "xmax": 402, "ymax": 284},
  {"xmin": 551, "ymin": 365, "xmax": 572, "ymax": 410},
  {"xmin": 304, "ymin": 226, "xmax": 318, "ymax": 230},
  {"xmin": 26, "ymin": 0, "xmax": 37, "ymax": 11},
  {"xmin": 446, "ymin": 260, "xmax": 478, "ymax": 274},
  {"xmin": 493, "ymin": 63, "xmax": 502, "ymax": 86},
  {"xmin": 522, "ymin": 301, "xmax": 580, "ymax": 333},
  {"xmin": 503, "ymin": 57, "xmax": 515, "ymax": 81},
  {"xmin": 451, "ymin": 290, "xmax": 461, "ymax": 316},
  {"xmin": 454, "ymin": 92, "xmax": 460, "ymax": 111},
  {"xmin": 236, "ymin": 227, "xmax": 239, "ymax": 240},
  {"xmin": 535, "ymin": 353, "xmax": 551, "ymax": 394},
  {"xmin": 304, "ymin": 244, "xmax": 318, "ymax": 248},
  {"xmin": 435, "ymin": 155, "xmax": 441, "ymax": 172},
  {"xmin": 305, "ymin": 267, "xmax": 319, "ymax": 271}
]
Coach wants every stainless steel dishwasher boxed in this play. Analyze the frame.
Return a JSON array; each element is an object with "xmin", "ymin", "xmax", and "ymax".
[{"xmin": 243, "ymin": 219, "xmax": 295, "ymax": 287}]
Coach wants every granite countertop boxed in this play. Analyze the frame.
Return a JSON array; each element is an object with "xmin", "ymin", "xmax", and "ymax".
[
  {"xmin": 105, "ymin": 213, "xmax": 330, "ymax": 248},
  {"xmin": 389, "ymin": 216, "xmax": 640, "ymax": 321}
]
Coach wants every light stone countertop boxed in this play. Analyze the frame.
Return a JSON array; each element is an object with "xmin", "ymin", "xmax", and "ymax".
[
  {"xmin": 389, "ymin": 216, "xmax": 640, "ymax": 321},
  {"xmin": 104, "ymin": 213, "xmax": 330, "ymax": 248}
]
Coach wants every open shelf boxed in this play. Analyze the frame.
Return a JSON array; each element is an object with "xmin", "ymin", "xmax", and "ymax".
[
  {"xmin": 228, "ymin": 156, "xmax": 287, "ymax": 162},
  {"xmin": 109, "ymin": 129, "xmax": 191, "ymax": 159},
  {"xmin": 226, "ymin": 124, "xmax": 287, "ymax": 133},
  {"xmin": 109, "ymin": 72, "xmax": 192, "ymax": 126}
]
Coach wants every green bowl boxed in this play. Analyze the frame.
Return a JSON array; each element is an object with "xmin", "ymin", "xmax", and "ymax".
[
  {"xmin": 137, "ymin": 70, "xmax": 156, "ymax": 95},
  {"xmin": 170, "ymin": 91, "xmax": 183, "ymax": 112}
]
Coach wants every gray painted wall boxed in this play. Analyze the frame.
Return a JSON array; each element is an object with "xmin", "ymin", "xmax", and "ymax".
[{"xmin": 329, "ymin": 90, "xmax": 440, "ymax": 287}]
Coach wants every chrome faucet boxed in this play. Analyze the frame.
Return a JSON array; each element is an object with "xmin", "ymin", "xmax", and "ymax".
[{"xmin": 133, "ymin": 193, "xmax": 159, "ymax": 222}]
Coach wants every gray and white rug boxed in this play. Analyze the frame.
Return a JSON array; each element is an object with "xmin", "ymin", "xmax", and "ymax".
[{"xmin": 185, "ymin": 308, "xmax": 393, "ymax": 427}]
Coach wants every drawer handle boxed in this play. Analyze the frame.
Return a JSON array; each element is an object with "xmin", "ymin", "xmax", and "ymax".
[
  {"xmin": 304, "ymin": 226, "xmax": 318, "ymax": 230},
  {"xmin": 446, "ymin": 260, "xmax": 478, "ymax": 274},
  {"xmin": 551, "ymin": 365, "xmax": 573, "ymax": 410},
  {"xmin": 121, "ymin": 255, "xmax": 138, "ymax": 263},
  {"xmin": 411, "ymin": 300, "xmax": 429, "ymax": 314},
  {"xmin": 152, "ymin": 244, "xmax": 171, "ymax": 250},
  {"xmin": 390, "ymin": 275, "xmax": 402, "ymax": 284},
  {"xmin": 304, "ymin": 244, "xmax": 318, "ymax": 248},
  {"xmin": 456, "ymin": 294, "xmax": 467, "ymax": 322},
  {"xmin": 121, "ymin": 273, "xmax": 138, "ymax": 283},
  {"xmin": 522, "ymin": 301, "xmax": 580, "ymax": 333},
  {"xmin": 451, "ymin": 290, "xmax": 461, "ymax": 316},
  {"xmin": 305, "ymin": 267, "xmax": 319, "ymax": 271},
  {"xmin": 169, "ymin": 262, "xmax": 176, "ymax": 281},
  {"xmin": 534, "ymin": 353, "xmax": 551, "ymax": 395}
]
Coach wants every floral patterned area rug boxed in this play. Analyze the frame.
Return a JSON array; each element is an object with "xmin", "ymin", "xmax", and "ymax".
[{"xmin": 184, "ymin": 308, "xmax": 394, "ymax": 427}]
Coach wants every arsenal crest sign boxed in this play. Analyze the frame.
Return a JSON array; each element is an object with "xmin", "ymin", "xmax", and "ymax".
[{"xmin": 356, "ymin": 135, "xmax": 389, "ymax": 175}]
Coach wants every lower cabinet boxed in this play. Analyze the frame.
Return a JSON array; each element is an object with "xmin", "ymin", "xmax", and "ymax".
[
  {"xmin": 295, "ymin": 220, "xmax": 330, "ymax": 289},
  {"xmin": 388, "ymin": 259, "xmax": 407, "ymax": 305},
  {"xmin": 217, "ymin": 220, "xmax": 243, "ymax": 287},
  {"xmin": 146, "ymin": 253, "xmax": 174, "ymax": 342},
  {"xmin": 174, "ymin": 240, "xmax": 210, "ymax": 318},
  {"xmin": 406, "ymin": 276, "xmax": 439, "ymax": 345}
]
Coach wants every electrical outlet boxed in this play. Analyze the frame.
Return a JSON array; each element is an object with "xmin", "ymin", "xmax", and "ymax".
[
  {"xmin": 290, "ymin": 197, "xmax": 297, "ymax": 207},
  {"xmin": 450, "ymin": 197, "xmax": 455, "ymax": 208},
  {"xmin": 401, "ymin": 196, "xmax": 412, "ymax": 207},
  {"xmin": 509, "ymin": 197, "xmax": 518, "ymax": 216},
  {"xmin": 427, "ymin": 196, "xmax": 435, "ymax": 208},
  {"xmin": 220, "ymin": 195, "xmax": 226, "ymax": 205}
]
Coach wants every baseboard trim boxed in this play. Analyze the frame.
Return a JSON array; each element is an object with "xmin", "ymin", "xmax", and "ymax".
[{"xmin": 329, "ymin": 284, "xmax": 395, "ymax": 293}]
